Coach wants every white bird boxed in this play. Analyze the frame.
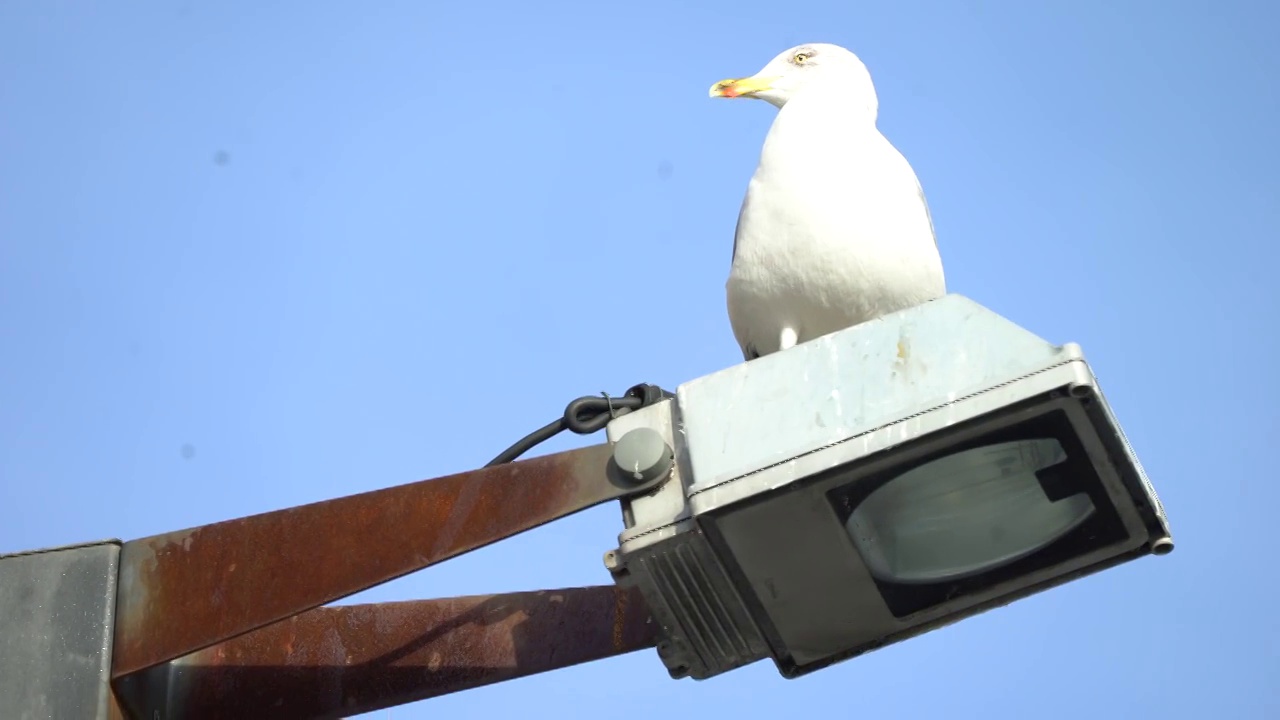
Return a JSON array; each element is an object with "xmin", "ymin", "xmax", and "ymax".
[{"xmin": 710, "ymin": 43, "xmax": 946, "ymax": 361}]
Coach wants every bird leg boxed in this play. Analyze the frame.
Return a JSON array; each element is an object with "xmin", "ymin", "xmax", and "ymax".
[{"xmin": 779, "ymin": 327, "xmax": 799, "ymax": 352}]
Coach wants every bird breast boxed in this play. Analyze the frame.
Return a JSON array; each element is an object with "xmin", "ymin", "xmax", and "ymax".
[{"xmin": 726, "ymin": 102, "xmax": 945, "ymax": 355}]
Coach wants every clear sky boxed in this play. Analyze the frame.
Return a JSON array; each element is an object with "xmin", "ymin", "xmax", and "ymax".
[{"xmin": 1, "ymin": 1, "xmax": 1276, "ymax": 718}]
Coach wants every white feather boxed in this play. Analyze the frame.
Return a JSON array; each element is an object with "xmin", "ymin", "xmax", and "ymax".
[{"xmin": 720, "ymin": 43, "xmax": 946, "ymax": 360}]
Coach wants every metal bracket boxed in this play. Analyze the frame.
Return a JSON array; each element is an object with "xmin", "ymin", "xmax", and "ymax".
[
  {"xmin": 80, "ymin": 441, "xmax": 670, "ymax": 718},
  {"xmin": 114, "ymin": 585, "xmax": 654, "ymax": 719}
]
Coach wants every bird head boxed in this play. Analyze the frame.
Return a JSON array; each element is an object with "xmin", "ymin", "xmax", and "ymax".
[{"xmin": 709, "ymin": 43, "xmax": 877, "ymax": 111}]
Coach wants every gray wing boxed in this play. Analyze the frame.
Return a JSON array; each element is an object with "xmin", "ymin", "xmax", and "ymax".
[
  {"xmin": 918, "ymin": 183, "xmax": 938, "ymax": 249},
  {"xmin": 730, "ymin": 191, "xmax": 751, "ymax": 265},
  {"xmin": 728, "ymin": 193, "xmax": 759, "ymax": 361}
]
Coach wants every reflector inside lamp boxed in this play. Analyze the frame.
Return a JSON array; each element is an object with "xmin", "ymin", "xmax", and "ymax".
[{"xmin": 846, "ymin": 439, "xmax": 1095, "ymax": 584}]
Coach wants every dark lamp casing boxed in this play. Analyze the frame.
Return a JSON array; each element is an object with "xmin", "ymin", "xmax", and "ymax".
[{"xmin": 604, "ymin": 295, "xmax": 1172, "ymax": 681}]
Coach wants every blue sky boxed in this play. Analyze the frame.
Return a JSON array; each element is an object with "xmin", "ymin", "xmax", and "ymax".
[{"xmin": 1, "ymin": 1, "xmax": 1276, "ymax": 717}]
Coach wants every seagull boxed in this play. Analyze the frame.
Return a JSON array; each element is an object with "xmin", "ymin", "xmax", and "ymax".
[{"xmin": 710, "ymin": 43, "xmax": 946, "ymax": 361}]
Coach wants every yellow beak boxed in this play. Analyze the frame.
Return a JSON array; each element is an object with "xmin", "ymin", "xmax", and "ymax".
[{"xmin": 709, "ymin": 75, "xmax": 778, "ymax": 99}]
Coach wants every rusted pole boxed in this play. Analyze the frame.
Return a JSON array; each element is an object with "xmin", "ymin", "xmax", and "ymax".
[
  {"xmin": 113, "ymin": 586, "xmax": 656, "ymax": 720},
  {"xmin": 112, "ymin": 443, "xmax": 618, "ymax": 678}
]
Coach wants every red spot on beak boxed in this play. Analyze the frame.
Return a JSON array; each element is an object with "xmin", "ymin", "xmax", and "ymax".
[{"xmin": 722, "ymin": 85, "xmax": 740, "ymax": 98}]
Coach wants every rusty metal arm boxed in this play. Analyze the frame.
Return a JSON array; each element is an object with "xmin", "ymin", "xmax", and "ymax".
[
  {"xmin": 114, "ymin": 585, "xmax": 656, "ymax": 720},
  {"xmin": 109, "ymin": 441, "xmax": 664, "ymax": 717}
]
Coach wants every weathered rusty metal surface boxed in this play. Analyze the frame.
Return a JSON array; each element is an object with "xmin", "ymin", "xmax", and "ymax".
[
  {"xmin": 112, "ymin": 443, "xmax": 616, "ymax": 678},
  {"xmin": 114, "ymin": 585, "xmax": 656, "ymax": 720}
]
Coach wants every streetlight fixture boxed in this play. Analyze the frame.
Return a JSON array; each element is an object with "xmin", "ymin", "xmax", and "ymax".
[
  {"xmin": 604, "ymin": 294, "xmax": 1172, "ymax": 680},
  {"xmin": 0, "ymin": 294, "xmax": 1172, "ymax": 718}
]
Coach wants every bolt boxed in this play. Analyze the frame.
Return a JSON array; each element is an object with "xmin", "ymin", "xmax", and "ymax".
[{"xmin": 612, "ymin": 427, "xmax": 673, "ymax": 484}]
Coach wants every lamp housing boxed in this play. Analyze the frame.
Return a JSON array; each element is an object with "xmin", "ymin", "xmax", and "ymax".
[{"xmin": 604, "ymin": 295, "xmax": 1172, "ymax": 681}]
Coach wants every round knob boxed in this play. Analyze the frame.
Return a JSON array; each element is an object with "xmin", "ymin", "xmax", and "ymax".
[{"xmin": 613, "ymin": 427, "xmax": 673, "ymax": 484}]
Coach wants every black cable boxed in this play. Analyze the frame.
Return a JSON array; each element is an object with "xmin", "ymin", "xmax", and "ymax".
[{"xmin": 485, "ymin": 383, "xmax": 675, "ymax": 467}]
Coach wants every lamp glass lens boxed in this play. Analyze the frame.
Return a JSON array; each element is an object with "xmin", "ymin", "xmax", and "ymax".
[{"xmin": 846, "ymin": 438, "xmax": 1095, "ymax": 584}]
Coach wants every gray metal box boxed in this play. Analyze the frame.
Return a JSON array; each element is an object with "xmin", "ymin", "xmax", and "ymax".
[{"xmin": 0, "ymin": 540, "xmax": 121, "ymax": 719}]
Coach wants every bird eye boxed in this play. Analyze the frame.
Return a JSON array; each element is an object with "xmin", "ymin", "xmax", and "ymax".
[{"xmin": 793, "ymin": 52, "xmax": 810, "ymax": 64}]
